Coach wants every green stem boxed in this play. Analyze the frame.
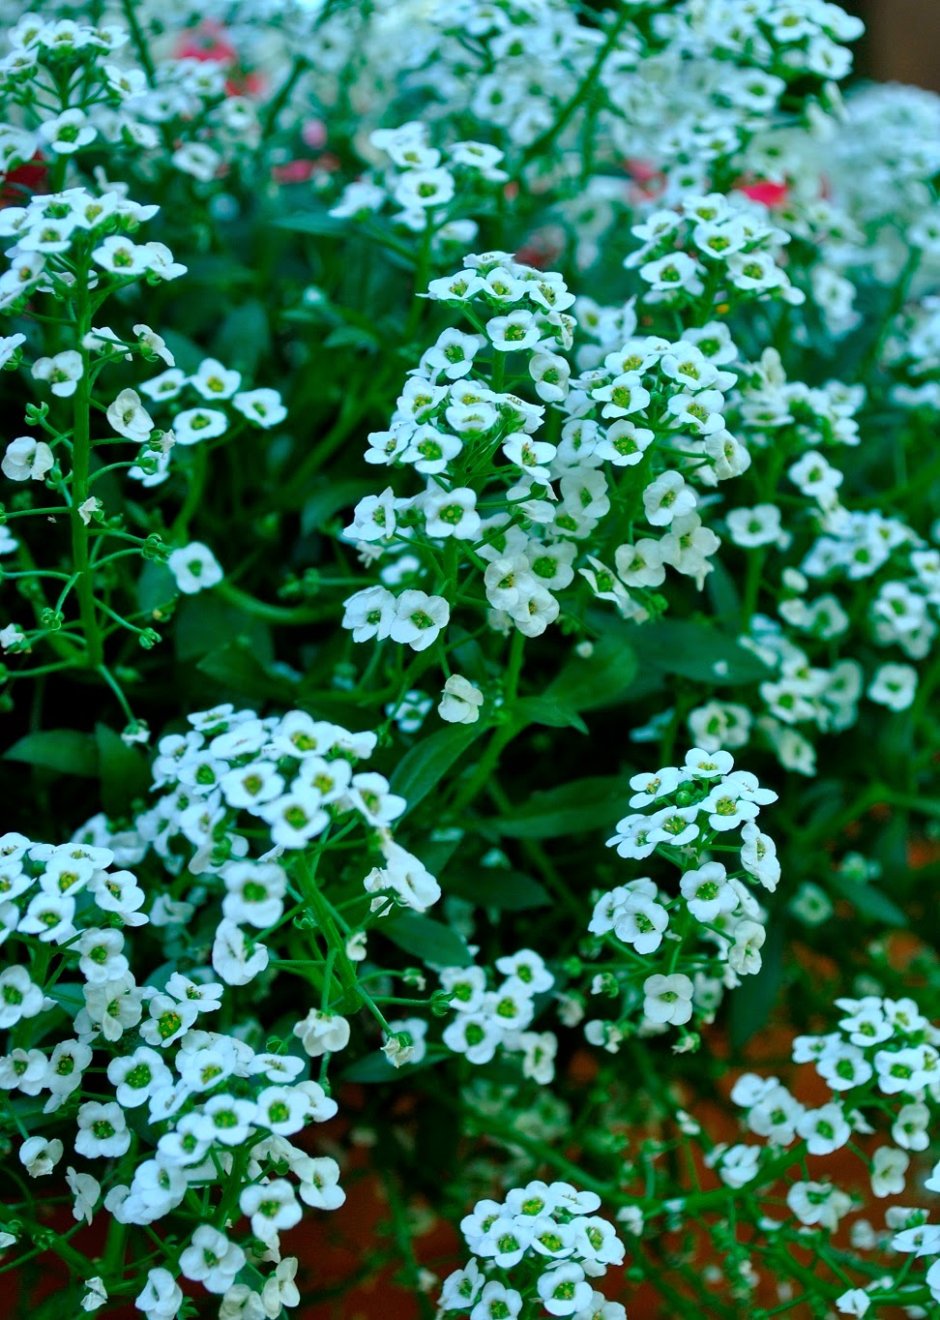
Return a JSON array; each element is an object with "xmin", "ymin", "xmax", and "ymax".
[
  {"xmin": 451, "ymin": 629, "xmax": 525, "ymax": 813},
  {"xmin": 69, "ymin": 277, "xmax": 103, "ymax": 668}
]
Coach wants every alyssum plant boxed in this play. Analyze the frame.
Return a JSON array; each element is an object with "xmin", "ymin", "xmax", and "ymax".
[{"xmin": 0, "ymin": 1, "xmax": 938, "ymax": 1318}]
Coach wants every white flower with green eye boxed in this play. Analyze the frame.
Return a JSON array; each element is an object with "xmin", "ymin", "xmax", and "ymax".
[{"xmin": 168, "ymin": 542, "xmax": 223, "ymax": 595}]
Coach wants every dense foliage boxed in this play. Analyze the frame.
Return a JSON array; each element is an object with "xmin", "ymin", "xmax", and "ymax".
[{"xmin": 0, "ymin": 2, "xmax": 938, "ymax": 1317}]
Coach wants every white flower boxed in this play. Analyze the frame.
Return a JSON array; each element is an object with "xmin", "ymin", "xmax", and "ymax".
[
  {"xmin": 32, "ymin": 350, "xmax": 83, "ymax": 397},
  {"xmin": 19, "ymin": 1135, "xmax": 63, "ymax": 1177},
  {"xmin": 168, "ymin": 542, "xmax": 223, "ymax": 594},
  {"xmin": 135, "ymin": 1267, "xmax": 183, "ymax": 1320},
  {"xmin": 190, "ymin": 358, "xmax": 241, "ymax": 400},
  {"xmin": 389, "ymin": 590, "xmax": 450, "ymax": 651},
  {"xmin": 836, "ymin": 1289, "xmax": 870, "ymax": 1316},
  {"xmin": 2, "ymin": 436, "xmax": 53, "ymax": 481},
  {"xmin": 439, "ymin": 675, "xmax": 484, "ymax": 724},
  {"xmin": 382, "ymin": 1018, "xmax": 428, "ymax": 1068},
  {"xmin": 0, "ymin": 966, "xmax": 44, "ymax": 1026},
  {"xmin": 212, "ymin": 919, "xmax": 270, "ymax": 986},
  {"xmin": 107, "ymin": 1046, "xmax": 173, "ymax": 1107},
  {"xmin": 787, "ymin": 1179, "xmax": 851, "ymax": 1230},
  {"xmin": 715, "ymin": 1144, "xmax": 761, "ymax": 1189},
  {"xmin": 796, "ymin": 1103, "xmax": 850, "ymax": 1155},
  {"xmin": 740, "ymin": 822, "xmax": 781, "ymax": 891},
  {"xmin": 233, "ymin": 389, "xmax": 287, "ymax": 429},
  {"xmin": 471, "ymin": 1281, "xmax": 523, "ymax": 1319},
  {"xmin": 296, "ymin": 1154, "xmax": 345, "ymax": 1210},
  {"xmin": 172, "ymin": 142, "xmax": 221, "ymax": 181},
  {"xmin": 487, "ymin": 310, "xmax": 541, "ymax": 352},
  {"xmin": 107, "ymin": 388, "xmax": 153, "ymax": 442},
  {"xmin": 643, "ymin": 973, "xmax": 694, "ymax": 1026},
  {"xmin": 892, "ymin": 1101, "xmax": 931, "ymax": 1152},
  {"xmin": 423, "ymin": 486, "xmax": 481, "ymax": 540},
  {"xmin": 174, "ymin": 407, "xmax": 228, "ymax": 445},
  {"xmin": 537, "ymin": 1263, "xmax": 592, "ymax": 1317},
  {"xmin": 81, "ymin": 1277, "xmax": 108, "ymax": 1312},
  {"xmin": 726, "ymin": 504, "xmax": 784, "ymax": 548},
  {"xmin": 180, "ymin": 1225, "xmax": 246, "ymax": 1294},
  {"xmin": 343, "ymin": 585, "xmax": 397, "ymax": 643},
  {"xmin": 261, "ymin": 1257, "xmax": 301, "ymax": 1317},
  {"xmin": 293, "ymin": 1009, "xmax": 351, "ymax": 1058},
  {"xmin": 0, "ymin": 332, "xmax": 25, "ymax": 368},
  {"xmin": 680, "ymin": 862, "xmax": 734, "ymax": 922},
  {"xmin": 75, "ymin": 1100, "xmax": 131, "ymax": 1158},
  {"xmin": 38, "ymin": 108, "xmax": 96, "ymax": 155},
  {"xmin": 240, "ymin": 1179, "xmax": 302, "ymax": 1243},
  {"xmin": 93, "ymin": 236, "xmax": 151, "ymax": 276},
  {"xmin": 442, "ymin": 1013, "xmax": 502, "ymax": 1064},
  {"xmin": 870, "ymin": 1146, "xmax": 909, "ymax": 1198},
  {"xmin": 868, "ymin": 663, "xmax": 917, "ymax": 712}
]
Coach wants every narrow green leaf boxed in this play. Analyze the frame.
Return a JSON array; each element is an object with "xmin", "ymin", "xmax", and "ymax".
[
  {"xmin": 175, "ymin": 595, "xmax": 272, "ymax": 663},
  {"xmin": 342, "ymin": 1051, "xmax": 438, "ymax": 1083},
  {"xmin": 629, "ymin": 618, "xmax": 770, "ymax": 685},
  {"xmin": 301, "ymin": 479, "xmax": 375, "ymax": 535},
  {"xmin": 273, "ymin": 210, "xmax": 348, "ymax": 237},
  {"xmin": 829, "ymin": 873, "xmax": 908, "ymax": 927},
  {"xmin": 4, "ymin": 729, "xmax": 98, "ymax": 778},
  {"xmin": 214, "ymin": 299, "xmax": 271, "ymax": 375},
  {"xmin": 496, "ymin": 776, "xmax": 628, "ymax": 839},
  {"xmin": 95, "ymin": 724, "xmax": 150, "ymax": 817},
  {"xmin": 381, "ymin": 912, "xmax": 473, "ymax": 968},
  {"xmin": 446, "ymin": 868, "xmax": 551, "ymax": 910},
  {"xmin": 196, "ymin": 640, "xmax": 298, "ymax": 703},
  {"xmin": 546, "ymin": 636, "xmax": 638, "ymax": 712},
  {"xmin": 513, "ymin": 696, "xmax": 588, "ymax": 734},
  {"xmin": 390, "ymin": 723, "xmax": 484, "ymax": 814},
  {"xmin": 729, "ymin": 920, "xmax": 786, "ymax": 1049}
]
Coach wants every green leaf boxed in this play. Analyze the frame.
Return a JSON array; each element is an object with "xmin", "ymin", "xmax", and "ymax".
[
  {"xmin": 196, "ymin": 640, "xmax": 298, "ymax": 704},
  {"xmin": 513, "ymin": 696, "xmax": 588, "ymax": 734},
  {"xmin": 4, "ymin": 729, "xmax": 98, "ymax": 778},
  {"xmin": 629, "ymin": 618, "xmax": 770, "ymax": 685},
  {"xmin": 214, "ymin": 299, "xmax": 271, "ymax": 375},
  {"xmin": 136, "ymin": 559, "xmax": 176, "ymax": 617},
  {"xmin": 706, "ymin": 558, "xmax": 743, "ymax": 629},
  {"xmin": 496, "ymin": 776, "xmax": 628, "ymax": 839},
  {"xmin": 829, "ymin": 872, "xmax": 908, "ymax": 927},
  {"xmin": 175, "ymin": 595, "xmax": 272, "ymax": 662},
  {"xmin": 323, "ymin": 325, "xmax": 379, "ymax": 352},
  {"xmin": 274, "ymin": 209, "xmax": 349, "ymax": 237},
  {"xmin": 390, "ymin": 723, "xmax": 484, "ymax": 814},
  {"xmin": 446, "ymin": 868, "xmax": 551, "ymax": 910},
  {"xmin": 545, "ymin": 636, "xmax": 638, "ymax": 712},
  {"xmin": 301, "ymin": 479, "xmax": 375, "ymax": 536},
  {"xmin": 44, "ymin": 983, "xmax": 86, "ymax": 1016},
  {"xmin": 729, "ymin": 919, "xmax": 786, "ymax": 1049},
  {"xmin": 341, "ymin": 1051, "xmax": 438, "ymax": 1083},
  {"xmin": 95, "ymin": 724, "xmax": 150, "ymax": 817},
  {"xmin": 341, "ymin": 1051, "xmax": 398, "ymax": 1083},
  {"xmin": 381, "ymin": 912, "xmax": 473, "ymax": 967}
]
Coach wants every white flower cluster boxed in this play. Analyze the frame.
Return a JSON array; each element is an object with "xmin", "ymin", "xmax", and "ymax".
[
  {"xmin": 342, "ymin": 239, "xmax": 777, "ymax": 655},
  {"xmin": 705, "ymin": 992, "xmax": 940, "ymax": 1312},
  {"xmin": 408, "ymin": 0, "xmax": 610, "ymax": 151},
  {"xmin": 625, "ymin": 192, "xmax": 805, "ymax": 310},
  {"xmin": 675, "ymin": 0, "xmax": 864, "ymax": 82},
  {"xmin": 586, "ymin": 749, "xmax": 779, "ymax": 1042},
  {"xmin": 0, "ymin": 10, "xmax": 261, "ymax": 184},
  {"xmin": 0, "ymin": 829, "xmax": 344, "ymax": 1319},
  {"xmin": 438, "ymin": 949, "xmax": 558, "ymax": 1083},
  {"xmin": 0, "ymin": 184, "xmax": 184, "ymax": 315},
  {"xmin": 136, "ymin": 703, "xmax": 441, "ymax": 923},
  {"xmin": 440, "ymin": 1181, "xmax": 625, "ymax": 1319},
  {"xmin": 125, "ymin": 353, "xmax": 286, "ymax": 506},
  {"xmin": 331, "ymin": 119, "xmax": 507, "ymax": 237}
]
